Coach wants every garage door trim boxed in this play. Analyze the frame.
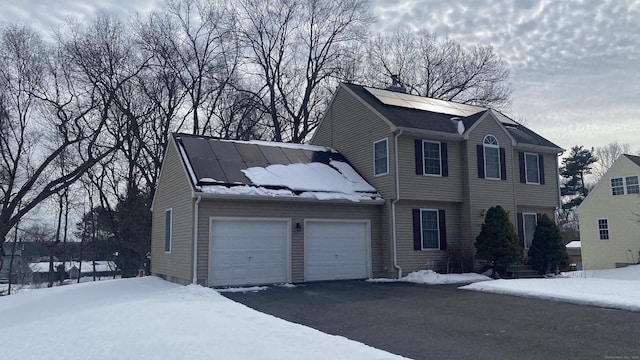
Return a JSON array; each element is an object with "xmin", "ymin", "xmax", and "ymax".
[
  {"xmin": 303, "ymin": 219, "xmax": 371, "ymax": 281},
  {"xmin": 208, "ymin": 217, "xmax": 291, "ymax": 286}
]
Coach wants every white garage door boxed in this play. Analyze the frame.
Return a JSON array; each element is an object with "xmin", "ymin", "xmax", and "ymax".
[
  {"xmin": 209, "ymin": 219, "xmax": 289, "ymax": 287},
  {"xmin": 305, "ymin": 221, "xmax": 369, "ymax": 281}
]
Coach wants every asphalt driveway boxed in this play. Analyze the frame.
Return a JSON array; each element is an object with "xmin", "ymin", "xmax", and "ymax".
[{"xmin": 223, "ymin": 281, "xmax": 640, "ymax": 360}]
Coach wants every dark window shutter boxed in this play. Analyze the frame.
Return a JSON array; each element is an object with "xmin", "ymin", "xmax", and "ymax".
[
  {"xmin": 536, "ymin": 213, "xmax": 542, "ymax": 222},
  {"xmin": 500, "ymin": 147, "xmax": 507, "ymax": 180},
  {"xmin": 538, "ymin": 154, "xmax": 545, "ymax": 184},
  {"xmin": 476, "ymin": 145, "xmax": 485, "ymax": 178},
  {"xmin": 415, "ymin": 140, "xmax": 423, "ymax": 175},
  {"xmin": 413, "ymin": 209, "xmax": 422, "ymax": 250},
  {"xmin": 517, "ymin": 212, "xmax": 524, "ymax": 248},
  {"xmin": 441, "ymin": 142, "xmax": 448, "ymax": 177},
  {"xmin": 438, "ymin": 209, "xmax": 447, "ymax": 250},
  {"xmin": 519, "ymin": 152, "xmax": 526, "ymax": 183}
]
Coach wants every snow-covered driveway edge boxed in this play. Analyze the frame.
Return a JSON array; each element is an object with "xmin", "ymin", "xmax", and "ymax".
[{"xmin": 460, "ymin": 278, "xmax": 640, "ymax": 312}]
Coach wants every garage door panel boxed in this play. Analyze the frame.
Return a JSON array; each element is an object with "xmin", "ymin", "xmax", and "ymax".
[
  {"xmin": 305, "ymin": 221, "xmax": 369, "ymax": 282},
  {"xmin": 210, "ymin": 219, "xmax": 288, "ymax": 286}
]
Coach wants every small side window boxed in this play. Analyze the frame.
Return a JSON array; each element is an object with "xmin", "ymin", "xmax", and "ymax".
[
  {"xmin": 374, "ymin": 138, "xmax": 389, "ymax": 176},
  {"xmin": 598, "ymin": 219, "xmax": 609, "ymax": 240},
  {"xmin": 165, "ymin": 209, "xmax": 172, "ymax": 253}
]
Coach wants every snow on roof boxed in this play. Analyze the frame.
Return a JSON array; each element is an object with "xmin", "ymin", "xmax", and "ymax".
[
  {"xmin": 242, "ymin": 162, "xmax": 375, "ymax": 194},
  {"xmin": 566, "ymin": 241, "xmax": 581, "ymax": 248},
  {"xmin": 174, "ymin": 133, "xmax": 381, "ymax": 202}
]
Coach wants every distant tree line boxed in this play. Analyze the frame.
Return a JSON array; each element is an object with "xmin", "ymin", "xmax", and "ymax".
[{"xmin": 0, "ymin": 0, "xmax": 513, "ymax": 279}]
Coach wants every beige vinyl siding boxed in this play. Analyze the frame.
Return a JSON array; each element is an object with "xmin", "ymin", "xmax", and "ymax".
[
  {"xmin": 466, "ymin": 116, "xmax": 517, "ymax": 239},
  {"xmin": 515, "ymin": 152, "xmax": 561, "ymax": 207},
  {"xmin": 196, "ymin": 199, "xmax": 383, "ymax": 285},
  {"xmin": 151, "ymin": 138, "xmax": 195, "ymax": 285},
  {"xmin": 394, "ymin": 201, "xmax": 467, "ymax": 274},
  {"xmin": 311, "ymin": 86, "xmax": 395, "ymax": 199},
  {"xmin": 397, "ymin": 136, "xmax": 463, "ymax": 202}
]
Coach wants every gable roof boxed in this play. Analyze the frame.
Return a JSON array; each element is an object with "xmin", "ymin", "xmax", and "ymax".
[
  {"xmin": 341, "ymin": 83, "xmax": 562, "ymax": 151},
  {"xmin": 173, "ymin": 133, "xmax": 381, "ymax": 203}
]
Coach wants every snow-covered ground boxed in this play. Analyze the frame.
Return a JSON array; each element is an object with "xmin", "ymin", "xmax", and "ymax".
[
  {"xmin": 461, "ymin": 264, "xmax": 640, "ymax": 312},
  {"xmin": 2, "ymin": 265, "xmax": 638, "ymax": 359},
  {"xmin": 0, "ymin": 277, "xmax": 407, "ymax": 360}
]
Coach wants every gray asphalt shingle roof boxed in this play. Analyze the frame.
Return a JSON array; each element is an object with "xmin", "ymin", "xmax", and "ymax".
[
  {"xmin": 342, "ymin": 83, "xmax": 562, "ymax": 151},
  {"xmin": 624, "ymin": 154, "xmax": 640, "ymax": 167}
]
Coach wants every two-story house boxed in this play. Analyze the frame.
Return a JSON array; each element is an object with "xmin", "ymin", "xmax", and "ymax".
[
  {"xmin": 311, "ymin": 83, "xmax": 563, "ymax": 277},
  {"xmin": 579, "ymin": 154, "xmax": 640, "ymax": 269},
  {"xmin": 150, "ymin": 82, "xmax": 563, "ymax": 287}
]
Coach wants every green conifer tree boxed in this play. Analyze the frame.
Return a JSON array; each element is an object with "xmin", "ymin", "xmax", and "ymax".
[
  {"xmin": 475, "ymin": 206, "xmax": 523, "ymax": 278},
  {"xmin": 528, "ymin": 214, "xmax": 569, "ymax": 275}
]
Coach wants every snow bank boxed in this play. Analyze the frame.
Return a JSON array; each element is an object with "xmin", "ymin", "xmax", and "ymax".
[
  {"xmin": 368, "ymin": 270, "xmax": 491, "ymax": 285},
  {"xmin": 0, "ymin": 277, "xmax": 407, "ymax": 360},
  {"xmin": 462, "ymin": 264, "xmax": 640, "ymax": 312}
]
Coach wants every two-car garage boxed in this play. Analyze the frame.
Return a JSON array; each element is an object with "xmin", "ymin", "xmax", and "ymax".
[{"xmin": 208, "ymin": 218, "xmax": 370, "ymax": 287}]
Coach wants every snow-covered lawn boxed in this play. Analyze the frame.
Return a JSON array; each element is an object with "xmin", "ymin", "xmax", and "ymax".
[
  {"xmin": 369, "ymin": 265, "xmax": 640, "ymax": 312},
  {"xmin": 461, "ymin": 264, "xmax": 640, "ymax": 312},
  {"xmin": 0, "ymin": 277, "xmax": 407, "ymax": 360}
]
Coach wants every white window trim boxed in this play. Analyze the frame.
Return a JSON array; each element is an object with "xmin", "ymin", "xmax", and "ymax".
[
  {"xmin": 522, "ymin": 212, "xmax": 538, "ymax": 249},
  {"xmin": 483, "ymin": 135, "xmax": 500, "ymax": 180},
  {"xmin": 524, "ymin": 152, "xmax": 540, "ymax": 185},
  {"xmin": 420, "ymin": 208, "xmax": 441, "ymax": 251},
  {"xmin": 597, "ymin": 218, "xmax": 610, "ymax": 240},
  {"xmin": 165, "ymin": 208, "xmax": 173, "ymax": 253},
  {"xmin": 611, "ymin": 175, "xmax": 639, "ymax": 195},
  {"xmin": 625, "ymin": 175, "xmax": 639, "ymax": 194},
  {"xmin": 373, "ymin": 138, "xmax": 389, "ymax": 176},
  {"xmin": 422, "ymin": 140, "xmax": 442, "ymax": 177}
]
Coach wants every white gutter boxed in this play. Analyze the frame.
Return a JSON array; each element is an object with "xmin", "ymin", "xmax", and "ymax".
[
  {"xmin": 391, "ymin": 129, "xmax": 403, "ymax": 279},
  {"xmin": 192, "ymin": 195, "xmax": 202, "ymax": 285}
]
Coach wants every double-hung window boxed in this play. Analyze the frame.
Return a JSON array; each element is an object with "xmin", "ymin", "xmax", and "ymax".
[
  {"xmin": 611, "ymin": 175, "xmax": 639, "ymax": 195},
  {"xmin": 423, "ymin": 141, "xmax": 441, "ymax": 176},
  {"xmin": 412, "ymin": 208, "xmax": 447, "ymax": 250},
  {"xmin": 625, "ymin": 176, "xmax": 639, "ymax": 194},
  {"xmin": 415, "ymin": 140, "xmax": 448, "ymax": 177},
  {"xmin": 421, "ymin": 209, "xmax": 440, "ymax": 249},
  {"xmin": 374, "ymin": 138, "xmax": 389, "ymax": 176},
  {"xmin": 525, "ymin": 153, "xmax": 540, "ymax": 184},
  {"xmin": 598, "ymin": 219, "xmax": 609, "ymax": 240},
  {"xmin": 483, "ymin": 135, "xmax": 500, "ymax": 179}
]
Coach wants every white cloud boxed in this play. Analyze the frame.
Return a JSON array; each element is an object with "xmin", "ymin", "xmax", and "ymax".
[
  {"xmin": 1, "ymin": 0, "xmax": 638, "ymax": 151},
  {"xmin": 370, "ymin": 0, "xmax": 640, "ymax": 151}
]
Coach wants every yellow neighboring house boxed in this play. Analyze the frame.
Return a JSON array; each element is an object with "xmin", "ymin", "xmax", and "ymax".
[{"xmin": 579, "ymin": 154, "xmax": 640, "ymax": 270}]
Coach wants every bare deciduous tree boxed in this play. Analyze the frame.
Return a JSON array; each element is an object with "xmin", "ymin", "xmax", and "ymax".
[
  {"xmin": 0, "ymin": 24, "xmax": 120, "ymax": 267},
  {"xmin": 592, "ymin": 141, "xmax": 634, "ymax": 180},
  {"xmin": 238, "ymin": 0, "xmax": 373, "ymax": 142},
  {"xmin": 365, "ymin": 30, "xmax": 511, "ymax": 109}
]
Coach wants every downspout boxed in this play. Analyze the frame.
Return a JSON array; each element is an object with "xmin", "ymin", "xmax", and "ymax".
[
  {"xmin": 391, "ymin": 129, "xmax": 403, "ymax": 278},
  {"xmin": 192, "ymin": 195, "xmax": 202, "ymax": 285}
]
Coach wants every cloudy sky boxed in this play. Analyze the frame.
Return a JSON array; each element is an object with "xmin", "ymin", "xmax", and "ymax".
[{"xmin": 2, "ymin": 0, "xmax": 639, "ymax": 153}]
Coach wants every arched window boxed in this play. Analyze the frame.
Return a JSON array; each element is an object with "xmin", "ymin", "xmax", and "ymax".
[{"xmin": 483, "ymin": 135, "xmax": 500, "ymax": 179}]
